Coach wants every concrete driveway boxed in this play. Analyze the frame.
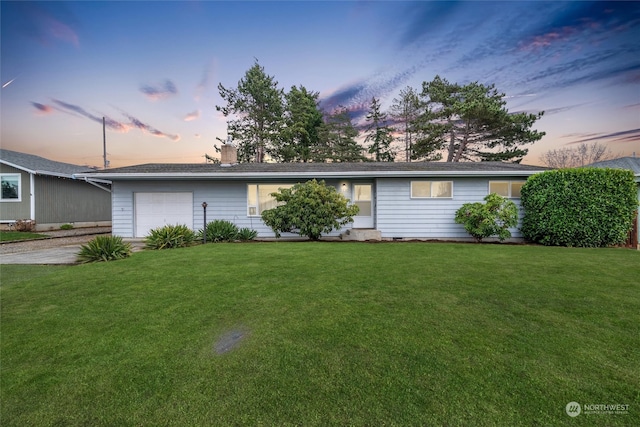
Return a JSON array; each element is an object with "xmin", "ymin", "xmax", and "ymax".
[
  {"xmin": 0, "ymin": 245, "xmax": 85, "ymax": 265},
  {"xmin": 0, "ymin": 227, "xmax": 112, "ymax": 265}
]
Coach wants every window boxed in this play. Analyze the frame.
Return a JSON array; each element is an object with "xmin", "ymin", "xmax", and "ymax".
[
  {"xmin": 353, "ymin": 184, "xmax": 372, "ymax": 216},
  {"xmin": 247, "ymin": 184, "xmax": 293, "ymax": 216},
  {"xmin": 411, "ymin": 181, "xmax": 453, "ymax": 198},
  {"xmin": 489, "ymin": 181, "xmax": 525, "ymax": 198},
  {"xmin": 1, "ymin": 174, "xmax": 21, "ymax": 201}
]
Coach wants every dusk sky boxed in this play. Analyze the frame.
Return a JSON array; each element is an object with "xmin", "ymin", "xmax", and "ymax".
[{"xmin": 1, "ymin": 1, "xmax": 639, "ymax": 168}]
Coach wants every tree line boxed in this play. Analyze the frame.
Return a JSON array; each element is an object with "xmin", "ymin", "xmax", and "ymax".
[{"xmin": 214, "ymin": 60, "xmax": 546, "ymax": 163}]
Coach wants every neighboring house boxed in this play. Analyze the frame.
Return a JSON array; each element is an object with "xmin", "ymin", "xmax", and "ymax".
[
  {"xmin": 77, "ymin": 145, "xmax": 547, "ymax": 241},
  {"xmin": 0, "ymin": 149, "xmax": 112, "ymax": 230},
  {"xmin": 589, "ymin": 156, "xmax": 640, "ymax": 248}
]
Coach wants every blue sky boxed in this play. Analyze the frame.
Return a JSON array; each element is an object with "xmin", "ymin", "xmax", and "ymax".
[{"xmin": 1, "ymin": 1, "xmax": 639, "ymax": 167}]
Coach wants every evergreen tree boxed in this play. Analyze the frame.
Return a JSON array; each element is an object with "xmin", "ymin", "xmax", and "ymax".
[
  {"xmin": 390, "ymin": 86, "xmax": 423, "ymax": 162},
  {"xmin": 414, "ymin": 75, "xmax": 545, "ymax": 162},
  {"xmin": 318, "ymin": 107, "xmax": 366, "ymax": 162},
  {"xmin": 274, "ymin": 86, "xmax": 324, "ymax": 162},
  {"xmin": 311, "ymin": 106, "xmax": 367, "ymax": 162},
  {"xmin": 216, "ymin": 60, "xmax": 284, "ymax": 163},
  {"xmin": 364, "ymin": 97, "xmax": 395, "ymax": 162}
]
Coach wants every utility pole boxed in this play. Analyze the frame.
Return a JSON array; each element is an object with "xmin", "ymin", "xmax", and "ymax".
[{"xmin": 102, "ymin": 117, "xmax": 108, "ymax": 169}]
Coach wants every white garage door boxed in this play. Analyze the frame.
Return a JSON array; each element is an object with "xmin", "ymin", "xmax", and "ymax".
[{"xmin": 134, "ymin": 192, "xmax": 193, "ymax": 238}]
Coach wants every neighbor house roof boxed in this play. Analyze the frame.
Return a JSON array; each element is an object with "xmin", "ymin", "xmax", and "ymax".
[
  {"xmin": 0, "ymin": 149, "xmax": 97, "ymax": 178},
  {"xmin": 588, "ymin": 157, "xmax": 640, "ymax": 176},
  {"xmin": 76, "ymin": 161, "xmax": 549, "ymax": 181}
]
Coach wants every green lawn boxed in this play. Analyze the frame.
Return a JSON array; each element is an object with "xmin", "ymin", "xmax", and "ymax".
[
  {"xmin": 1, "ymin": 243, "xmax": 638, "ymax": 426},
  {"xmin": 0, "ymin": 231, "xmax": 48, "ymax": 242}
]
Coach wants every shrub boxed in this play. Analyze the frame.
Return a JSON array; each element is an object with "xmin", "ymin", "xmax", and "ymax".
[
  {"xmin": 60, "ymin": 224, "xmax": 74, "ymax": 230},
  {"xmin": 455, "ymin": 193, "xmax": 519, "ymax": 242},
  {"xmin": 521, "ymin": 168, "xmax": 637, "ymax": 247},
  {"xmin": 201, "ymin": 220, "xmax": 240, "ymax": 242},
  {"xmin": 144, "ymin": 224, "xmax": 196, "ymax": 249},
  {"xmin": 261, "ymin": 179, "xmax": 359, "ymax": 240},
  {"xmin": 237, "ymin": 227, "xmax": 258, "ymax": 241},
  {"xmin": 15, "ymin": 219, "xmax": 36, "ymax": 232},
  {"xmin": 77, "ymin": 235, "xmax": 132, "ymax": 263}
]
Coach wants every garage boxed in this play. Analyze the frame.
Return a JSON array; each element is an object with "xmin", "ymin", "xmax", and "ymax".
[{"xmin": 134, "ymin": 192, "xmax": 193, "ymax": 238}]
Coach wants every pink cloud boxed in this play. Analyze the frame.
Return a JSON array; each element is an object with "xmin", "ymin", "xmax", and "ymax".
[
  {"xmin": 45, "ymin": 16, "xmax": 79, "ymax": 47},
  {"xmin": 122, "ymin": 111, "xmax": 180, "ymax": 141},
  {"xmin": 184, "ymin": 110, "xmax": 200, "ymax": 121},
  {"xmin": 140, "ymin": 80, "xmax": 178, "ymax": 101},
  {"xmin": 31, "ymin": 102, "xmax": 54, "ymax": 115},
  {"xmin": 51, "ymin": 99, "xmax": 129, "ymax": 132},
  {"xmin": 519, "ymin": 27, "xmax": 577, "ymax": 51}
]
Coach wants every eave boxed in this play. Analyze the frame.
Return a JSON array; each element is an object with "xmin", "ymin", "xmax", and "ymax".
[{"xmin": 75, "ymin": 169, "xmax": 546, "ymax": 181}]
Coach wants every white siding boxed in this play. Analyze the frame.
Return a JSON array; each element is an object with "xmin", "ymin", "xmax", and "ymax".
[{"xmin": 375, "ymin": 177, "xmax": 524, "ymax": 240}]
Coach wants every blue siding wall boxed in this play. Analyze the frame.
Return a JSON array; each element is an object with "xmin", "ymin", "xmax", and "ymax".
[
  {"xmin": 112, "ymin": 179, "xmax": 350, "ymax": 238},
  {"xmin": 375, "ymin": 177, "xmax": 524, "ymax": 240},
  {"xmin": 112, "ymin": 177, "xmax": 526, "ymax": 239}
]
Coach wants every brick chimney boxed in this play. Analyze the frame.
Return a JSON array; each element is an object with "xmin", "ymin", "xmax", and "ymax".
[{"xmin": 220, "ymin": 144, "xmax": 237, "ymax": 166}]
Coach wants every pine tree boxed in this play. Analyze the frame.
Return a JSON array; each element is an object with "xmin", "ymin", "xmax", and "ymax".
[
  {"xmin": 274, "ymin": 86, "xmax": 324, "ymax": 162},
  {"xmin": 318, "ymin": 107, "xmax": 366, "ymax": 162},
  {"xmin": 390, "ymin": 86, "xmax": 423, "ymax": 162},
  {"xmin": 414, "ymin": 75, "xmax": 545, "ymax": 162},
  {"xmin": 216, "ymin": 60, "xmax": 284, "ymax": 163},
  {"xmin": 364, "ymin": 97, "xmax": 395, "ymax": 162}
]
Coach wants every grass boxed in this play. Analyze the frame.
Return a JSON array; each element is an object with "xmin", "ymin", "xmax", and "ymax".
[
  {"xmin": 1, "ymin": 243, "xmax": 639, "ymax": 426},
  {"xmin": 0, "ymin": 231, "xmax": 48, "ymax": 242}
]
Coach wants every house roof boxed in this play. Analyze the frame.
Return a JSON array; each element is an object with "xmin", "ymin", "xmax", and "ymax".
[
  {"xmin": 76, "ymin": 161, "xmax": 549, "ymax": 180},
  {"xmin": 0, "ymin": 149, "xmax": 98, "ymax": 178},
  {"xmin": 588, "ymin": 157, "xmax": 640, "ymax": 175}
]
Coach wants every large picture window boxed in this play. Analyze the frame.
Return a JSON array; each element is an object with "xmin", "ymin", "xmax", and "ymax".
[
  {"xmin": 247, "ymin": 184, "xmax": 293, "ymax": 216},
  {"xmin": 489, "ymin": 181, "xmax": 525, "ymax": 198},
  {"xmin": 1, "ymin": 174, "xmax": 21, "ymax": 201},
  {"xmin": 411, "ymin": 181, "xmax": 453, "ymax": 198}
]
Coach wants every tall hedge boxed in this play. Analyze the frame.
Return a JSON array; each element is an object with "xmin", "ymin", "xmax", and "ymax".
[{"xmin": 520, "ymin": 168, "xmax": 637, "ymax": 247}]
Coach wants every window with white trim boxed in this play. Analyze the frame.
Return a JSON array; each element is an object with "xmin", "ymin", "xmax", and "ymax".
[
  {"xmin": 1, "ymin": 174, "xmax": 21, "ymax": 201},
  {"xmin": 247, "ymin": 184, "xmax": 293, "ymax": 216},
  {"xmin": 489, "ymin": 181, "xmax": 525, "ymax": 198},
  {"xmin": 411, "ymin": 181, "xmax": 453, "ymax": 198}
]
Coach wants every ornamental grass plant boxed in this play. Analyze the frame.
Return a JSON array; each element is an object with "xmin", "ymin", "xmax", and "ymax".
[{"xmin": 76, "ymin": 235, "xmax": 132, "ymax": 263}]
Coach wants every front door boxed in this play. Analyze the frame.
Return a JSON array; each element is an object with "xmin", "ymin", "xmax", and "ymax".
[{"xmin": 352, "ymin": 184, "xmax": 374, "ymax": 228}]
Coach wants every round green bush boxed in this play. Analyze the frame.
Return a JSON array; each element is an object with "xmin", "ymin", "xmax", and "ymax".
[
  {"xmin": 261, "ymin": 179, "xmax": 359, "ymax": 240},
  {"xmin": 521, "ymin": 168, "xmax": 637, "ymax": 247},
  {"xmin": 455, "ymin": 193, "xmax": 518, "ymax": 242}
]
